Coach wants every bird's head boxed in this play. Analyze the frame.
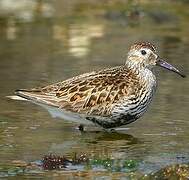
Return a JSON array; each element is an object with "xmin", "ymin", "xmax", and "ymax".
[{"xmin": 126, "ymin": 42, "xmax": 186, "ymax": 78}]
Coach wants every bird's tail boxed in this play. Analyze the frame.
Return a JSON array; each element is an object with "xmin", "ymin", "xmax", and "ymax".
[
  {"xmin": 13, "ymin": 89, "xmax": 41, "ymax": 101},
  {"xmin": 7, "ymin": 89, "xmax": 41, "ymax": 101},
  {"xmin": 11, "ymin": 89, "xmax": 58, "ymax": 107}
]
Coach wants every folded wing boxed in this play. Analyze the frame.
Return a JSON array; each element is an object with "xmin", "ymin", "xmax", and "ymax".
[{"xmin": 15, "ymin": 66, "xmax": 139, "ymax": 116}]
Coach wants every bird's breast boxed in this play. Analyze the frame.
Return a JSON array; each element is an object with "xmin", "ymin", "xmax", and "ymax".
[{"xmin": 111, "ymin": 68, "xmax": 157, "ymax": 120}]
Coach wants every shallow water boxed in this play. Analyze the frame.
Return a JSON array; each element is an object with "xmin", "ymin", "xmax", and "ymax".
[{"xmin": 0, "ymin": 0, "xmax": 189, "ymax": 178}]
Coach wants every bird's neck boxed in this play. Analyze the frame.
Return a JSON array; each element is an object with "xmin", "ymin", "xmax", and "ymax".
[
  {"xmin": 125, "ymin": 61, "xmax": 157, "ymax": 89},
  {"xmin": 125, "ymin": 59, "xmax": 144, "ymax": 71}
]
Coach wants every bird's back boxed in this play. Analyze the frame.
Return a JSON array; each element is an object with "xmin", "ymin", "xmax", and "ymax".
[{"xmin": 16, "ymin": 65, "xmax": 152, "ymax": 118}]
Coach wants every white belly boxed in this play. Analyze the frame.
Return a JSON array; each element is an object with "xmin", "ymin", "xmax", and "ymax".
[{"xmin": 38, "ymin": 103, "xmax": 94, "ymax": 125}]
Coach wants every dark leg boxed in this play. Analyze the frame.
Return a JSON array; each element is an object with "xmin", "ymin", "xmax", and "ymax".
[
  {"xmin": 103, "ymin": 128, "xmax": 116, "ymax": 133},
  {"xmin": 110, "ymin": 128, "xmax": 116, "ymax": 132},
  {"xmin": 78, "ymin": 124, "xmax": 84, "ymax": 132}
]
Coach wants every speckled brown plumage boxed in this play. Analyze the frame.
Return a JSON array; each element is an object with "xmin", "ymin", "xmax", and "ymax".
[
  {"xmin": 17, "ymin": 66, "xmax": 143, "ymax": 117},
  {"xmin": 130, "ymin": 41, "xmax": 156, "ymax": 52},
  {"xmin": 15, "ymin": 42, "xmax": 185, "ymax": 129}
]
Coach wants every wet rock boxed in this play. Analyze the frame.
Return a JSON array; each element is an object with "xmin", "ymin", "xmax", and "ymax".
[{"xmin": 145, "ymin": 164, "xmax": 189, "ymax": 179}]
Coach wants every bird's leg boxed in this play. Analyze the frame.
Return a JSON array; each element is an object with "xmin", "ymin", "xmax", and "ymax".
[
  {"xmin": 110, "ymin": 128, "xmax": 116, "ymax": 132},
  {"xmin": 103, "ymin": 128, "xmax": 116, "ymax": 133},
  {"xmin": 78, "ymin": 124, "xmax": 84, "ymax": 132}
]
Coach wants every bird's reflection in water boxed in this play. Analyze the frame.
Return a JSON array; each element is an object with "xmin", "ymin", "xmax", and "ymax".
[
  {"xmin": 77, "ymin": 129, "xmax": 143, "ymax": 156},
  {"xmin": 78, "ymin": 130, "xmax": 144, "ymax": 160},
  {"xmin": 80, "ymin": 130, "xmax": 139, "ymax": 144},
  {"xmin": 50, "ymin": 128, "xmax": 141, "ymax": 151}
]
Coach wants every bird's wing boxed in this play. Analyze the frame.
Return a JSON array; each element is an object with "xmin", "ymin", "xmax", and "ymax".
[{"xmin": 15, "ymin": 66, "xmax": 140, "ymax": 116}]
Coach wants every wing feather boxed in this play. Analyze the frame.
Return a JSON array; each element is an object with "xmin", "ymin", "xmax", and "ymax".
[{"xmin": 15, "ymin": 66, "xmax": 141, "ymax": 116}]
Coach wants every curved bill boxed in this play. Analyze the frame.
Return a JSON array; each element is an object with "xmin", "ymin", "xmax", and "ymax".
[{"xmin": 156, "ymin": 59, "xmax": 186, "ymax": 78}]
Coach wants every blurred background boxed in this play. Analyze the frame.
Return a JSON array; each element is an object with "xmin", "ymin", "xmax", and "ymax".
[{"xmin": 0, "ymin": 0, "xmax": 189, "ymax": 179}]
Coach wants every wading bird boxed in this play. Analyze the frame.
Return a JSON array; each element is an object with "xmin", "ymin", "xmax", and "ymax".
[{"xmin": 14, "ymin": 42, "xmax": 186, "ymax": 131}]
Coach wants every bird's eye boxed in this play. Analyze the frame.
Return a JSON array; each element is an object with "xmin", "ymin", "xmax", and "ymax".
[{"xmin": 141, "ymin": 50, "xmax": 147, "ymax": 55}]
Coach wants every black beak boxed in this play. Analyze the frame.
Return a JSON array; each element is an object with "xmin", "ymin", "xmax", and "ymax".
[{"xmin": 156, "ymin": 58, "xmax": 186, "ymax": 78}]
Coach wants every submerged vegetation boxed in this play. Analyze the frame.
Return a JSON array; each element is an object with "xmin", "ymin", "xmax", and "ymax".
[{"xmin": 0, "ymin": 153, "xmax": 189, "ymax": 179}]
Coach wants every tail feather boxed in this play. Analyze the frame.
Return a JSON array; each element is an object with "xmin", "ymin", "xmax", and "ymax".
[
  {"xmin": 15, "ymin": 89, "xmax": 58, "ymax": 107},
  {"xmin": 6, "ymin": 95, "xmax": 28, "ymax": 101},
  {"xmin": 15, "ymin": 88, "xmax": 41, "ymax": 93}
]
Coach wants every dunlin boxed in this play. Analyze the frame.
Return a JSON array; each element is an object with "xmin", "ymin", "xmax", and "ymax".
[{"xmin": 15, "ymin": 42, "xmax": 186, "ymax": 130}]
